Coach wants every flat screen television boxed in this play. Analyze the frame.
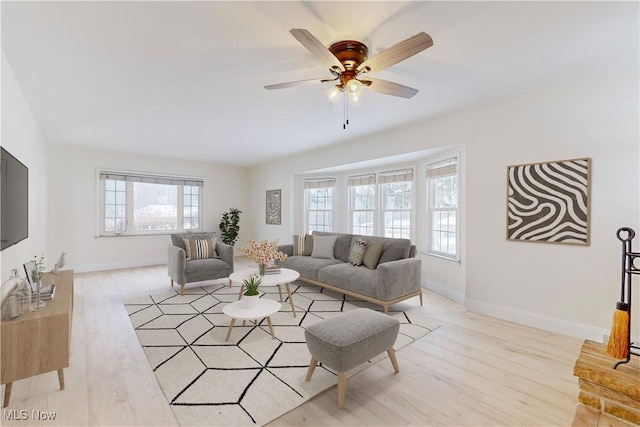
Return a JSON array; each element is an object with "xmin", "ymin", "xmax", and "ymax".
[{"xmin": 1, "ymin": 147, "xmax": 29, "ymax": 251}]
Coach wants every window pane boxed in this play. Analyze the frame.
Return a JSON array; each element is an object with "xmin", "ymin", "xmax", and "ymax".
[
  {"xmin": 133, "ymin": 182, "xmax": 177, "ymax": 231},
  {"xmin": 305, "ymin": 186, "xmax": 333, "ymax": 233},
  {"xmin": 104, "ymin": 179, "xmax": 126, "ymax": 233},
  {"xmin": 183, "ymin": 185, "xmax": 200, "ymax": 230}
]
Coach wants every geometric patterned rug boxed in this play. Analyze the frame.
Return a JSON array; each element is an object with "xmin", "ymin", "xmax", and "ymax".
[{"xmin": 124, "ymin": 279, "xmax": 439, "ymax": 426}]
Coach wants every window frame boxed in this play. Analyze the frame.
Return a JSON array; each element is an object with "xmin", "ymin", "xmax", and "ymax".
[
  {"xmin": 347, "ymin": 174, "xmax": 376, "ymax": 236},
  {"xmin": 425, "ymin": 158, "xmax": 459, "ymax": 260},
  {"xmin": 303, "ymin": 178, "xmax": 336, "ymax": 234},
  {"xmin": 379, "ymin": 170, "xmax": 414, "ymax": 239},
  {"xmin": 96, "ymin": 169, "xmax": 204, "ymax": 237}
]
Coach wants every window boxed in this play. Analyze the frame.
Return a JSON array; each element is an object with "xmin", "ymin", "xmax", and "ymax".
[
  {"xmin": 348, "ymin": 174, "xmax": 376, "ymax": 236},
  {"xmin": 426, "ymin": 159, "xmax": 458, "ymax": 258},
  {"xmin": 99, "ymin": 171, "xmax": 203, "ymax": 235},
  {"xmin": 380, "ymin": 170, "xmax": 413, "ymax": 239},
  {"xmin": 304, "ymin": 178, "xmax": 335, "ymax": 233}
]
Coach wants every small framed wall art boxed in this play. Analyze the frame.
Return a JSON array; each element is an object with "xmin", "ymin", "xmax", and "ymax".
[
  {"xmin": 266, "ymin": 189, "xmax": 282, "ymax": 225},
  {"xmin": 506, "ymin": 157, "xmax": 591, "ymax": 245}
]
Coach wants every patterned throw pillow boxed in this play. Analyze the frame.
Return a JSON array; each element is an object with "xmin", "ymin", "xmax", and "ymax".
[
  {"xmin": 293, "ymin": 235, "xmax": 306, "ymax": 256},
  {"xmin": 348, "ymin": 238, "xmax": 368, "ymax": 266},
  {"xmin": 183, "ymin": 237, "xmax": 217, "ymax": 261}
]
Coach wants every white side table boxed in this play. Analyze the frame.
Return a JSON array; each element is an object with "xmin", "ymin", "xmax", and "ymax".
[
  {"xmin": 229, "ymin": 268, "xmax": 300, "ymax": 317},
  {"xmin": 222, "ymin": 299, "xmax": 281, "ymax": 342}
]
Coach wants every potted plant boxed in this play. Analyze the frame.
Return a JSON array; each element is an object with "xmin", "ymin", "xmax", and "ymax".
[
  {"xmin": 219, "ymin": 208, "xmax": 242, "ymax": 246},
  {"xmin": 242, "ymin": 274, "xmax": 262, "ymax": 308}
]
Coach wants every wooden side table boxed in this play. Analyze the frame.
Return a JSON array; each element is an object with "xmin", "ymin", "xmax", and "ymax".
[{"xmin": 1, "ymin": 270, "xmax": 74, "ymax": 407}]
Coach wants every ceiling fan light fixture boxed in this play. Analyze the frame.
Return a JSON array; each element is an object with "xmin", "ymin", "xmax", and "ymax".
[
  {"xmin": 326, "ymin": 85, "xmax": 343, "ymax": 103},
  {"xmin": 346, "ymin": 79, "xmax": 363, "ymax": 107}
]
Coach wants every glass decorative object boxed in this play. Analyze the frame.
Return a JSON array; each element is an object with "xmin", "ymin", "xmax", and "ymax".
[
  {"xmin": 32, "ymin": 279, "xmax": 46, "ymax": 311},
  {"xmin": 1, "ymin": 269, "xmax": 31, "ymax": 320}
]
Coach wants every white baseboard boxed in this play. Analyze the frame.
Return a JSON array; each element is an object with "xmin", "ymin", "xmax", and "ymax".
[
  {"xmin": 71, "ymin": 258, "xmax": 166, "ymax": 273},
  {"xmin": 465, "ymin": 297, "xmax": 607, "ymax": 341},
  {"xmin": 423, "ymin": 280, "xmax": 465, "ymax": 305}
]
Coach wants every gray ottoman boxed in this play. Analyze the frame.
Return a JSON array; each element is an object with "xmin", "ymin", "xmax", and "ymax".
[{"xmin": 304, "ymin": 308, "xmax": 400, "ymax": 409}]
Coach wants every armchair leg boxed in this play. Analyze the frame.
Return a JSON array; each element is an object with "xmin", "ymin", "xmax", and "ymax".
[{"xmin": 180, "ymin": 283, "xmax": 185, "ymax": 295}]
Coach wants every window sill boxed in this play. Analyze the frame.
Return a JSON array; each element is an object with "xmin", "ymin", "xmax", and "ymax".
[
  {"xmin": 96, "ymin": 231, "xmax": 190, "ymax": 238},
  {"xmin": 421, "ymin": 251, "xmax": 460, "ymax": 263}
]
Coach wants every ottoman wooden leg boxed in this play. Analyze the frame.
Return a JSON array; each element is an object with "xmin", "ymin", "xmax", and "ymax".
[
  {"xmin": 305, "ymin": 357, "xmax": 318, "ymax": 381},
  {"xmin": 180, "ymin": 283, "xmax": 185, "ymax": 295},
  {"xmin": 337, "ymin": 372, "xmax": 347, "ymax": 409},
  {"xmin": 387, "ymin": 348, "xmax": 400, "ymax": 373}
]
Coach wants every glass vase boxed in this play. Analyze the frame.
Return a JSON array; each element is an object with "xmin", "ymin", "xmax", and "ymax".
[
  {"xmin": 1, "ymin": 269, "xmax": 31, "ymax": 320},
  {"xmin": 31, "ymin": 279, "xmax": 47, "ymax": 311},
  {"xmin": 258, "ymin": 264, "xmax": 266, "ymax": 276}
]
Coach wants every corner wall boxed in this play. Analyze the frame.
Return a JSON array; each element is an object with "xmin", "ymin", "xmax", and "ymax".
[{"xmin": 1, "ymin": 51, "xmax": 49, "ymax": 289}]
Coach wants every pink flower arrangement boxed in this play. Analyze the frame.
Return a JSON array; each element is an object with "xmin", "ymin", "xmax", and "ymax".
[{"xmin": 239, "ymin": 239, "xmax": 287, "ymax": 265}]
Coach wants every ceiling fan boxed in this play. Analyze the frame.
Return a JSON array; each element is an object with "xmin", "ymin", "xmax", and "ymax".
[{"xmin": 265, "ymin": 28, "xmax": 433, "ymax": 128}]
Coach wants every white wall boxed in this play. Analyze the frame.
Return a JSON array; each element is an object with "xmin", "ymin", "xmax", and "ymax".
[
  {"xmin": 249, "ymin": 65, "xmax": 639, "ymax": 341},
  {"xmin": 47, "ymin": 144, "xmax": 250, "ymax": 272},
  {"xmin": 1, "ymin": 51, "xmax": 49, "ymax": 292}
]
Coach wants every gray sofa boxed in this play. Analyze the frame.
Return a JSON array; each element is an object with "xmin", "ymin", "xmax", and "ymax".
[
  {"xmin": 167, "ymin": 232, "xmax": 234, "ymax": 295},
  {"xmin": 279, "ymin": 231, "xmax": 422, "ymax": 312}
]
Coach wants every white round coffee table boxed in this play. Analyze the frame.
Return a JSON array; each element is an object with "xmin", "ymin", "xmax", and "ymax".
[
  {"xmin": 229, "ymin": 268, "xmax": 301, "ymax": 317},
  {"xmin": 222, "ymin": 298, "xmax": 281, "ymax": 342}
]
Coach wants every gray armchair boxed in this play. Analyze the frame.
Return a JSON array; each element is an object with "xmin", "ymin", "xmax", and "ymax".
[{"xmin": 167, "ymin": 232, "xmax": 234, "ymax": 295}]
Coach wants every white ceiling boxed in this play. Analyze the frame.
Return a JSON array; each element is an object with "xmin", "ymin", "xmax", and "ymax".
[{"xmin": 2, "ymin": 1, "xmax": 638, "ymax": 167}]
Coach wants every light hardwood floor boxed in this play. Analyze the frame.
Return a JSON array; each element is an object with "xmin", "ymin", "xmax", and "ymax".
[{"xmin": 0, "ymin": 261, "xmax": 625, "ymax": 426}]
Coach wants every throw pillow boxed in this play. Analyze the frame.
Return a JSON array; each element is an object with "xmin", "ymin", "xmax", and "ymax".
[
  {"xmin": 348, "ymin": 238, "xmax": 368, "ymax": 266},
  {"xmin": 292, "ymin": 234, "xmax": 306, "ymax": 256},
  {"xmin": 303, "ymin": 233, "xmax": 313, "ymax": 256},
  {"xmin": 362, "ymin": 241, "xmax": 384, "ymax": 269},
  {"xmin": 311, "ymin": 235, "xmax": 338, "ymax": 259},
  {"xmin": 183, "ymin": 237, "xmax": 217, "ymax": 261}
]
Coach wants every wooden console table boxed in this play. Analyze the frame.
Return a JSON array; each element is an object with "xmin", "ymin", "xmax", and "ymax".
[{"xmin": 1, "ymin": 270, "xmax": 74, "ymax": 407}]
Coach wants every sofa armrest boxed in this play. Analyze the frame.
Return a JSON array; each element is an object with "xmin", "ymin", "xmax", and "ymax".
[
  {"xmin": 377, "ymin": 258, "xmax": 422, "ymax": 301},
  {"xmin": 278, "ymin": 244, "xmax": 294, "ymax": 257},
  {"xmin": 167, "ymin": 244, "xmax": 187, "ymax": 284},
  {"xmin": 215, "ymin": 241, "xmax": 234, "ymax": 274}
]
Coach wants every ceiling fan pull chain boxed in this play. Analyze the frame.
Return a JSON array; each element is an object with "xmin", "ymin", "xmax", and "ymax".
[{"xmin": 343, "ymin": 90, "xmax": 347, "ymax": 129}]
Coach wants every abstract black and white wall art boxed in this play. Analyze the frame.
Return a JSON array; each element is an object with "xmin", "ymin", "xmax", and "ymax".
[
  {"xmin": 506, "ymin": 158, "xmax": 591, "ymax": 245},
  {"xmin": 266, "ymin": 189, "xmax": 281, "ymax": 225}
]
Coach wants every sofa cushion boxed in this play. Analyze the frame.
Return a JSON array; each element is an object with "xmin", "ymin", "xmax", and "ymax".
[
  {"xmin": 312, "ymin": 231, "xmax": 353, "ymax": 262},
  {"xmin": 311, "ymin": 235, "xmax": 338, "ymax": 259},
  {"xmin": 379, "ymin": 238, "xmax": 412, "ymax": 264},
  {"xmin": 171, "ymin": 232, "xmax": 217, "ymax": 252},
  {"xmin": 183, "ymin": 237, "xmax": 217, "ymax": 261},
  {"xmin": 317, "ymin": 263, "xmax": 378, "ymax": 298},
  {"xmin": 348, "ymin": 238, "xmax": 367, "ymax": 266},
  {"xmin": 279, "ymin": 256, "xmax": 342, "ymax": 281},
  {"xmin": 362, "ymin": 240, "xmax": 384, "ymax": 269}
]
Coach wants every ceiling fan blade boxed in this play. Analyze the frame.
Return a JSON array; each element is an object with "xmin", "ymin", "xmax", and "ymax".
[
  {"xmin": 357, "ymin": 32, "xmax": 433, "ymax": 74},
  {"xmin": 362, "ymin": 78, "xmax": 419, "ymax": 98},
  {"xmin": 290, "ymin": 28, "xmax": 345, "ymax": 72},
  {"xmin": 264, "ymin": 77, "xmax": 332, "ymax": 90}
]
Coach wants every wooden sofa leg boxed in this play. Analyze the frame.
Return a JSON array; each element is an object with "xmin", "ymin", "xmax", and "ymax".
[
  {"xmin": 180, "ymin": 283, "xmax": 185, "ymax": 295},
  {"xmin": 419, "ymin": 292, "xmax": 423, "ymax": 306},
  {"xmin": 171, "ymin": 279, "xmax": 174, "ymax": 287}
]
